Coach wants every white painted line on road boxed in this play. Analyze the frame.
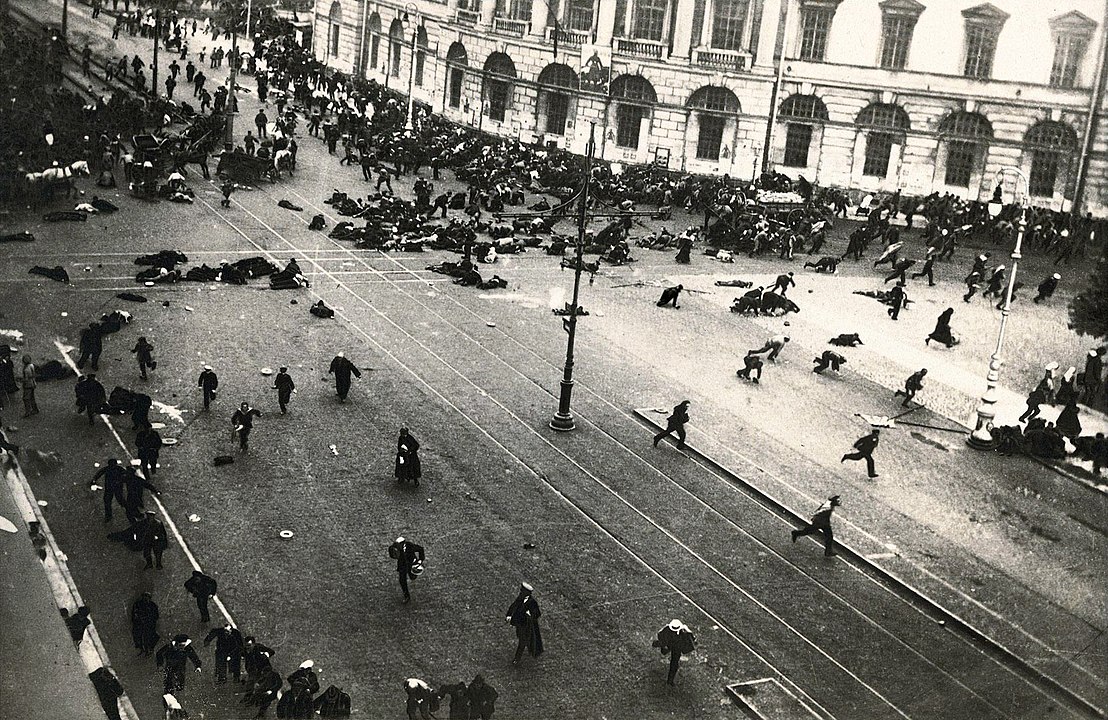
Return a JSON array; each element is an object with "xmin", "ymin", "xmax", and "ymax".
[
  {"xmin": 1, "ymin": 457, "xmax": 140, "ymax": 720},
  {"xmin": 866, "ymin": 552, "xmax": 899, "ymax": 560},
  {"xmin": 51, "ymin": 340, "xmax": 237, "ymax": 628}
]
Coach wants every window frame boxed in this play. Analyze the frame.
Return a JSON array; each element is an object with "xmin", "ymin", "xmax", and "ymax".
[
  {"xmin": 863, "ymin": 132, "xmax": 895, "ymax": 177},
  {"xmin": 1050, "ymin": 34, "xmax": 1088, "ymax": 88},
  {"xmin": 631, "ymin": 0, "xmax": 669, "ymax": 41},
  {"xmin": 615, "ymin": 104, "xmax": 646, "ymax": 148},
  {"xmin": 448, "ymin": 67, "xmax": 464, "ymax": 108},
  {"xmin": 783, "ymin": 123, "xmax": 814, "ymax": 167},
  {"xmin": 696, "ymin": 114, "xmax": 726, "ymax": 161},
  {"xmin": 708, "ymin": 0, "xmax": 749, "ymax": 52},
  {"xmin": 564, "ymin": 0, "xmax": 595, "ymax": 31},
  {"xmin": 796, "ymin": 1, "xmax": 838, "ymax": 62},
  {"xmin": 545, "ymin": 92, "xmax": 570, "ymax": 135},
  {"xmin": 943, "ymin": 140, "xmax": 977, "ymax": 188},
  {"xmin": 962, "ymin": 23, "xmax": 998, "ymax": 79},
  {"xmin": 1029, "ymin": 150, "xmax": 1061, "ymax": 198}
]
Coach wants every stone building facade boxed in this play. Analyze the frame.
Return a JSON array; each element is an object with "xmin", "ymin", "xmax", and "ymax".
[{"xmin": 314, "ymin": 0, "xmax": 1108, "ymax": 214}]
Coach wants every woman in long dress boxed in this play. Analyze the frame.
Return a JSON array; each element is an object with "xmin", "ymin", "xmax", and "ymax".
[
  {"xmin": 926, "ymin": 308, "xmax": 958, "ymax": 348},
  {"xmin": 395, "ymin": 428, "xmax": 421, "ymax": 486}
]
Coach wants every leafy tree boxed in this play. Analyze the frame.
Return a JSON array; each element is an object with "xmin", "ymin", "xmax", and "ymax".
[{"xmin": 1069, "ymin": 254, "xmax": 1108, "ymax": 339}]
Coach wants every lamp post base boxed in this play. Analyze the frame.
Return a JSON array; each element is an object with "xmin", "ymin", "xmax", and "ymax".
[
  {"xmin": 549, "ymin": 411, "xmax": 576, "ymax": 432},
  {"xmin": 966, "ymin": 428, "xmax": 996, "ymax": 450},
  {"xmin": 550, "ymin": 379, "xmax": 576, "ymax": 431}
]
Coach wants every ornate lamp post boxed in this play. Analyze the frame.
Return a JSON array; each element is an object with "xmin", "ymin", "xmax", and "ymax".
[
  {"xmin": 967, "ymin": 166, "xmax": 1030, "ymax": 449},
  {"xmin": 403, "ymin": 3, "xmax": 417, "ymax": 131}
]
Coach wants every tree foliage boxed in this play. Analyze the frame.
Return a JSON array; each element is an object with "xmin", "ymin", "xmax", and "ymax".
[{"xmin": 1069, "ymin": 254, "xmax": 1108, "ymax": 339}]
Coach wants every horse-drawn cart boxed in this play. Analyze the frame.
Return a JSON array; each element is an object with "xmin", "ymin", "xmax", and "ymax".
[{"xmin": 216, "ymin": 151, "xmax": 277, "ymax": 185}]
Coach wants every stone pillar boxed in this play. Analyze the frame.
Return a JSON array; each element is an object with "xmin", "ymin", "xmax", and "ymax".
[
  {"xmin": 530, "ymin": 0, "xmax": 549, "ymax": 37},
  {"xmin": 671, "ymin": 0, "xmax": 697, "ymax": 59},
  {"xmin": 755, "ymin": 0, "xmax": 782, "ymax": 69},
  {"xmin": 596, "ymin": 0, "xmax": 619, "ymax": 45}
]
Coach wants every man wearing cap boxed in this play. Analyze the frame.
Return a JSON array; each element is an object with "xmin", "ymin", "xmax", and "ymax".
[
  {"xmin": 77, "ymin": 373, "xmax": 107, "ymax": 426},
  {"xmin": 506, "ymin": 582, "xmax": 544, "ymax": 663},
  {"xmin": 792, "ymin": 495, "xmax": 841, "ymax": 557},
  {"xmin": 242, "ymin": 636, "xmax": 276, "ymax": 687},
  {"xmin": 91, "ymin": 459, "xmax": 129, "ymax": 523},
  {"xmin": 155, "ymin": 634, "xmax": 202, "ymax": 693},
  {"xmin": 198, "ymin": 365, "xmax": 219, "ymax": 410},
  {"xmin": 894, "ymin": 368, "xmax": 927, "ymax": 408},
  {"xmin": 77, "ymin": 321, "xmax": 105, "ymax": 371},
  {"xmin": 841, "ymin": 429, "xmax": 880, "ymax": 479},
  {"xmin": 1082, "ymin": 347, "xmax": 1105, "ymax": 407},
  {"xmin": 771, "ymin": 271, "xmax": 795, "ymax": 296},
  {"xmin": 272, "ymin": 366, "xmax": 295, "ymax": 413},
  {"xmin": 404, "ymin": 678, "xmax": 440, "ymax": 719},
  {"xmin": 653, "ymin": 619, "xmax": 696, "ymax": 685},
  {"xmin": 280, "ymin": 660, "xmax": 321, "ymax": 717},
  {"xmin": 748, "ymin": 334, "xmax": 789, "ymax": 362},
  {"xmin": 812, "ymin": 350, "xmax": 846, "ymax": 374},
  {"xmin": 123, "ymin": 461, "xmax": 160, "ymax": 523},
  {"xmin": 137, "ymin": 509, "xmax": 169, "ymax": 569},
  {"xmin": 653, "ymin": 400, "xmax": 690, "ymax": 450},
  {"xmin": 329, "ymin": 352, "xmax": 362, "ymax": 402},
  {"xmin": 656, "ymin": 284, "xmax": 683, "ymax": 309},
  {"xmin": 135, "ymin": 424, "xmax": 163, "ymax": 480},
  {"xmin": 184, "ymin": 570, "xmax": 218, "ymax": 623},
  {"xmin": 1033, "ymin": 273, "xmax": 1061, "ymax": 304},
  {"xmin": 231, "ymin": 402, "xmax": 262, "ymax": 451},
  {"xmin": 203, "ymin": 623, "xmax": 243, "ymax": 683},
  {"xmin": 388, "ymin": 536, "xmax": 426, "ymax": 603}
]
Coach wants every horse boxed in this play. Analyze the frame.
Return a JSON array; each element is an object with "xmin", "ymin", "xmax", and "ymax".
[
  {"xmin": 26, "ymin": 160, "xmax": 89, "ymax": 202},
  {"xmin": 171, "ymin": 149, "xmax": 211, "ymax": 179},
  {"xmin": 273, "ymin": 149, "xmax": 294, "ymax": 179}
]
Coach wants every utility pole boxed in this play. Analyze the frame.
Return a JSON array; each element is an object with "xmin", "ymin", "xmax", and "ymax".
[
  {"xmin": 152, "ymin": 8, "xmax": 160, "ymax": 96},
  {"xmin": 62, "ymin": 0, "xmax": 69, "ymax": 40}
]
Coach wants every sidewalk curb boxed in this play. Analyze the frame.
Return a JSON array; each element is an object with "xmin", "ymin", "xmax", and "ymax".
[
  {"xmin": 1, "ymin": 448, "xmax": 140, "ymax": 720},
  {"xmin": 632, "ymin": 407, "xmax": 1104, "ymax": 720}
]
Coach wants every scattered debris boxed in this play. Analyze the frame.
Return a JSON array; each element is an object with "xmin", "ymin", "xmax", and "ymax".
[
  {"xmin": 188, "ymin": 514, "xmax": 201, "ymax": 522},
  {"xmin": 214, "ymin": 455, "xmax": 234, "ymax": 467},
  {"xmin": 329, "ymin": 444, "xmax": 338, "ymax": 456},
  {"xmin": 37, "ymin": 500, "xmax": 48, "ymax": 507},
  {"xmin": 279, "ymin": 530, "xmax": 295, "ymax": 539},
  {"xmin": 116, "ymin": 292, "xmax": 149, "ymax": 302}
]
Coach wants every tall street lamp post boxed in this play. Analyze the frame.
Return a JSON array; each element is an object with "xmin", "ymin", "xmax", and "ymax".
[
  {"xmin": 550, "ymin": 124, "xmax": 597, "ymax": 432},
  {"xmin": 403, "ymin": 3, "xmax": 417, "ymax": 131},
  {"xmin": 967, "ymin": 166, "xmax": 1030, "ymax": 449},
  {"xmin": 224, "ymin": 0, "xmax": 253, "ymax": 149}
]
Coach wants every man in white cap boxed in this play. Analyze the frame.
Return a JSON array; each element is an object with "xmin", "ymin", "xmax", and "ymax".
[
  {"xmin": 1033, "ymin": 273, "xmax": 1061, "ymax": 304},
  {"xmin": 198, "ymin": 365, "xmax": 218, "ymax": 410},
  {"xmin": 506, "ymin": 582, "xmax": 543, "ymax": 663},
  {"xmin": 404, "ymin": 678, "xmax": 439, "ymax": 719},
  {"xmin": 328, "ymin": 352, "xmax": 362, "ymax": 402},
  {"xmin": 155, "ymin": 633, "xmax": 202, "ymax": 693},
  {"xmin": 388, "ymin": 536, "xmax": 426, "ymax": 603},
  {"xmin": 653, "ymin": 619, "xmax": 696, "ymax": 685},
  {"xmin": 278, "ymin": 660, "xmax": 320, "ymax": 717}
]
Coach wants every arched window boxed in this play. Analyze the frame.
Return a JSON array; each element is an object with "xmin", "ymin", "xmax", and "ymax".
[
  {"xmin": 610, "ymin": 74, "xmax": 657, "ymax": 149},
  {"xmin": 483, "ymin": 53, "xmax": 517, "ymax": 122},
  {"xmin": 446, "ymin": 42, "xmax": 468, "ymax": 109},
  {"xmin": 538, "ymin": 63, "xmax": 579, "ymax": 135},
  {"xmin": 1024, "ymin": 120, "xmax": 1078, "ymax": 198},
  {"xmin": 688, "ymin": 86, "xmax": 739, "ymax": 161},
  {"xmin": 938, "ymin": 111, "xmax": 992, "ymax": 188},
  {"xmin": 389, "ymin": 18, "xmax": 404, "ymax": 78},
  {"xmin": 779, "ymin": 94, "xmax": 828, "ymax": 168},
  {"xmin": 856, "ymin": 102, "xmax": 910, "ymax": 177},
  {"xmin": 367, "ymin": 13, "xmax": 381, "ymax": 72},
  {"xmin": 328, "ymin": 2, "xmax": 343, "ymax": 57},
  {"xmin": 415, "ymin": 26, "xmax": 428, "ymax": 86}
]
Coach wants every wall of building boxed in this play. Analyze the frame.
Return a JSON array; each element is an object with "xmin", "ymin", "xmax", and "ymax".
[{"xmin": 312, "ymin": 0, "xmax": 1108, "ymax": 216}]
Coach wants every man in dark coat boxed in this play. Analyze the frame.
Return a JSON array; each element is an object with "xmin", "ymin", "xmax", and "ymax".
[
  {"xmin": 76, "ymin": 322, "xmax": 104, "ymax": 370},
  {"xmin": 91, "ymin": 458, "xmax": 128, "ymax": 522},
  {"xmin": 653, "ymin": 619, "xmax": 696, "ymax": 685},
  {"xmin": 131, "ymin": 591, "xmax": 160, "ymax": 654},
  {"xmin": 132, "ymin": 336, "xmax": 156, "ymax": 379},
  {"xmin": 506, "ymin": 582, "xmax": 543, "ymax": 663},
  {"xmin": 155, "ymin": 634, "xmax": 202, "ymax": 693},
  {"xmin": 388, "ymin": 536, "xmax": 426, "ymax": 603},
  {"xmin": 231, "ymin": 402, "xmax": 262, "ymax": 451},
  {"xmin": 468, "ymin": 674, "xmax": 498, "ymax": 719},
  {"xmin": 771, "ymin": 271, "xmax": 795, "ymax": 295},
  {"xmin": 77, "ymin": 373, "xmax": 108, "ymax": 425},
  {"xmin": 1082, "ymin": 347, "xmax": 1105, "ymax": 405},
  {"xmin": 656, "ymin": 284, "xmax": 683, "ymax": 308},
  {"xmin": 184, "ymin": 569, "xmax": 218, "ymax": 623},
  {"xmin": 273, "ymin": 366, "xmax": 295, "ymax": 413},
  {"xmin": 886, "ymin": 284, "xmax": 907, "ymax": 321},
  {"xmin": 841, "ymin": 429, "xmax": 880, "ymax": 478},
  {"xmin": 792, "ymin": 495, "xmax": 841, "ymax": 556},
  {"xmin": 198, "ymin": 365, "xmax": 218, "ymax": 410},
  {"xmin": 242, "ymin": 636, "xmax": 276, "ymax": 687},
  {"xmin": 204, "ymin": 623, "xmax": 244, "ymax": 683},
  {"xmin": 89, "ymin": 667, "xmax": 126, "ymax": 720},
  {"xmin": 653, "ymin": 400, "xmax": 690, "ymax": 450},
  {"xmin": 812, "ymin": 350, "xmax": 846, "ymax": 374},
  {"xmin": 137, "ymin": 509, "xmax": 169, "ymax": 568},
  {"xmin": 328, "ymin": 352, "xmax": 362, "ymax": 402},
  {"xmin": 910, "ymin": 250, "xmax": 937, "ymax": 286},
  {"xmin": 135, "ymin": 425, "xmax": 162, "ymax": 480},
  {"xmin": 894, "ymin": 368, "xmax": 927, "ymax": 407},
  {"xmin": 1033, "ymin": 273, "xmax": 1061, "ymax": 303},
  {"xmin": 123, "ymin": 462, "xmax": 159, "ymax": 523}
]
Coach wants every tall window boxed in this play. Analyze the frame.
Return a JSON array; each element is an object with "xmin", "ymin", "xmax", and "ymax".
[
  {"xmin": 367, "ymin": 14, "xmax": 381, "ymax": 71},
  {"xmin": 631, "ymin": 0, "xmax": 667, "ymax": 41},
  {"xmin": 389, "ymin": 20, "xmax": 403, "ymax": 77},
  {"xmin": 783, "ymin": 124, "xmax": 813, "ymax": 167},
  {"xmin": 1025, "ymin": 121, "xmax": 1077, "ymax": 198},
  {"xmin": 688, "ymin": 86, "xmax": 739, "ymax": 162},
  {"xmin": 863, "ymin": 133, "xmax": 895, "ymax": 176},
  {"xmin": 857, "ymin": 102, "xmax": 909, "ymax": 178},
  {"xmin": 1048, "ymin": 11, "xmax": 1097, "ymax": 89},
  {"xmin": 546, "ymin": 94, "xmax": 569, "ymax": 134},
  {"xmin": 483, "ymin": 53, "xmax": 517, "ymax": 122},
  {"xmin": 939, "ymin": 111, "xmax": 992, "ymax": 189},
  {"xmin": 496, "ymin": 0, "xmax": 533, "ymax": 21},
  {"xmin": 611, "ymin": 75, "xmax": 656, "ymax": 149},
  {"xmin": 328, "ymin": 2, "xmax": 343, "ymax": 57},
  {"xmin": 415, "ymin": 27, "xmax": 427, "ymax": 86},
  {"xmin": 780, "ymin": 94, "xmax": 828, "ymax": 168},
  {"xmin": 797, "ymin": 1, "xmax": 839, "ymax": 61},
  {"xmin": 447, "ymin": 43, "xmax": 468, "ymax": 109},
  {"xmin": 1051, "ymin": 35, "xmax": 1088, "ymax": 88},
  {"xmin": 710, "ymin": 0, "xmax": 748, "ymax": 51},
  {"xmin": 963, "ymin": 24, "xmax": 998, "ymax": 78},
  {"xmin": 877, "ymin": 0, "xmax": 923, "ymax": 70},
  {"xmin": 564, "ymin": 0, "xmax": 594, "ymax": 31}
]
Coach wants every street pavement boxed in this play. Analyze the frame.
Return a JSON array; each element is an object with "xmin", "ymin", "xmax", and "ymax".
[{"xmin": 2, "ymin": 3, "xmax": 1107, "ymax": 718}]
